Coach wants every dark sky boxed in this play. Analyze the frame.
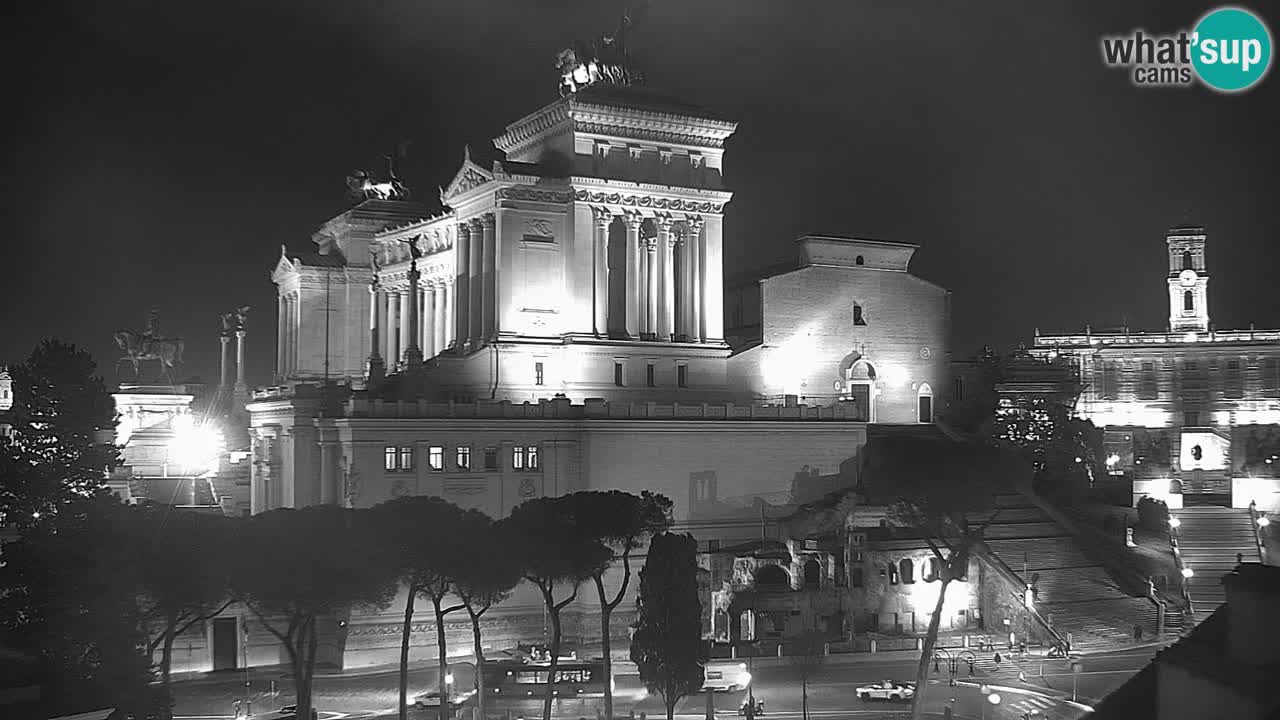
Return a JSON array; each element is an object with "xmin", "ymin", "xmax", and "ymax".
[{"xmin": 5, "ymin": 0, "xmax": 1279, "ymax": 387}]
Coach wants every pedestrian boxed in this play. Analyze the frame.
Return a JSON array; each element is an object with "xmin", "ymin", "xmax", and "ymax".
[{"xmin": 994, "ymin": 651, "xmax": 1002, "ymax": 666}]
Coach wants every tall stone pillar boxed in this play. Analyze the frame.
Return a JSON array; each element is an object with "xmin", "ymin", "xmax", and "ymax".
[
  {"xmin": 468, "ymin": 217, "xmax": 484, "ymax": 345},
  {"xmin": 235, "ymin": 329, "xmax": 247, "ymax": 391},
  {"xmin": 367, "ymin": 286, "xmax": 384, "ymax": 384},
  {"xmin": 658, "ymin": 217, "xmax": 676, "ymax": 341},
  {"xmin": 220, "ymin": 334, "xmax": 232, "ymax": 387},
  {"xmin": 388, "ymin": 291, "xmax": 401, "ymax": 368},
  {"xmin": 625, "ymin": 215, "xmax": 642, "ymax": 339},
  {"xmin": 276, "ymin": 296, "xmax": 286, "ymax": 381},
  {"xmin": 433, "ymin": 285, "xmax": 446, "ymax": 355},
  {"xmin": 444, "ymin": 281, "xmax": 454, "ymax": 350},
  {"xmin": 403, "ymin": 262, "xmax": 423, "ymax": 369},
  {"xmin": 646, "ymin": 237, "xmax": 659, "ymax": 339},
  {"xmin": 480, "ymin": 213, "xmax": 496, "ymax": 342},
  {"xmin": 285, "ymin": 294, "xmax": 296, "ymax": 376},
  {"xmin": 702, "ymin": 215, "xmax": 724, "ymax": 342},
  {"xmin": 687, "ymin": 217, "xmax": 705, "ymax": 343},
  {"xmin": 592, "ymin": 207, "xmax": 610, "ymax": 336},
  {"xmin": 455, "ymin": 223, "xmax": 471, "ymax": 351},
  {"xmin": 422, "ymin": 285, "xmax": 435, "ymax": 359}
]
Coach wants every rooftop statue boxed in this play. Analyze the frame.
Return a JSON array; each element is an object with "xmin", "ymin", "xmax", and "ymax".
[
  {"xmin": 346, "ymin": 144, "xmax": 412, "ymax": 202},
  {"xmin": 557, "ymin": 6, "xmax": 646, "ymax": 96},
  {"xmin": 220, "ymin": 306, "xmax": 251, "ymax": 335},
  {"xmin": 115, "ymin": 308, "xmax": 185, "ymax": 383}
]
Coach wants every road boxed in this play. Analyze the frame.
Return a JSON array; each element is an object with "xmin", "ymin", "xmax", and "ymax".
[{"xmin": 169, "ymin": 645, "xmax": 1166, "ymax": 720}]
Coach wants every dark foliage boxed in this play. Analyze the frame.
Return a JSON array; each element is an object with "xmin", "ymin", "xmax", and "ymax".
[
  {"xmin": 630, "ymin": 532, "xmax": 707, "ymax": 720},
  {"xmin": 1136, "ymin": 496, "xmax": 1171, "ymax": 532}
]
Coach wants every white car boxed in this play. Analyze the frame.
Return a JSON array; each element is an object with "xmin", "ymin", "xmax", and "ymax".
[
  {"xmin": 855, "ymin": 680, "xmax": 915, "ymax": 702},
  {"xmin": 413, "ymin": 689, "xmax": 477, "ymax": 708}
]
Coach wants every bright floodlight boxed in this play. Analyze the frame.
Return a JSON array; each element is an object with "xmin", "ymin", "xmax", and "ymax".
[
  {"xmin": 987, "ymin": 693, "xmax": 1001, "ymax": 705},
  {"xmin": 1181, "ymin": 567, "xmax": 1194, "ymax": 578},
  {"xmin": 1259, "ymin": 516, "xmax": 1271, "ymax": 527},
  {"xmin": 445, "ymin": 672, "xmax": 454, "ymax": 685},
  {"xmin": 169, "ymin": 415, "xmax": 224, "ymax": 474},
  {"xmin": 1106, "ymin": 454, "xmax": 1120, "ymax": 466},
  {"xmin": 1169, "ymin": 517, "xmax": 1181, "ymax": 529}
]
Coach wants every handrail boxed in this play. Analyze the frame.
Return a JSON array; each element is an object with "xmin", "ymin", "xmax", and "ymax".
[
  {"xmin": 1168, "ymin": 527, "xmax": 1195, "ymax": 618},
  {"xmin": 1248, "ymin": 500, "xmax": 1269, "ymax": 565},
  {"xmin": 972, "ymin": 541, "xmax": 1069, "ymax": 651}
]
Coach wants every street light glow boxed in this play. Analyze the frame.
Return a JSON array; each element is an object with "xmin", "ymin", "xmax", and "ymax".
[
  {"xmin": 1168, "ymin": 517, "xmax": 1181, "ymax": 529},
  {"xmin": 169, "ymin": 415, "xmax": 224, "ymax": 474},
  {"xmin": 987, "ymin": 692, "xmax": 1001, "ymax": 705},
  {"xmin": 1259, "ymin": 516, "xmax": 1271, "ymax": 527},
  {"xmin": 1181, "ymin": 567, "xmax": 1195, "ymax": 578}
]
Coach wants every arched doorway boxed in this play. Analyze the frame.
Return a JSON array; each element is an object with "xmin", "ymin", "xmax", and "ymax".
[
  {"xmin": 917, "ymin": 382, "xmax": 934, "ymax": 424},
  {"xmin": 755, "ymin": 564, "xmax": 790, "ymax": 589},
  {"xmin": 803, "ymin": 559, "xmax": 821, "ymax": 588}
]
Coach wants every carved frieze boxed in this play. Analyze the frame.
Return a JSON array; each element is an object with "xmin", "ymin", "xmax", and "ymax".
[
  {"xmin": 496, "ymin": 187, "xmax": 575, "ymax": 204},
  {"xmin": 574, "ymin": 190, "xmax": 724, "ymax": 214}
]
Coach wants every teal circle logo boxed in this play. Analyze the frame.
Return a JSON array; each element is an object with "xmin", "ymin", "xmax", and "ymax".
[{"xmin": 1192, "ymin": 7, "xmax": 1273, "ymax": 92}]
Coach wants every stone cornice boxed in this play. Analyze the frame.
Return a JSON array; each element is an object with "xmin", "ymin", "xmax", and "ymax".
[{"xmin": 573, "ymin": 187, "xmax": 728, "ymax": 215}]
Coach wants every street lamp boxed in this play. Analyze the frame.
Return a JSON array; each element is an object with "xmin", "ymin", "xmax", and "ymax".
[
  {"xmin": 1181, "ymin": 567, "xmax": 1195, "ymax": 579},
  {"xmin": 1168, "ymin": 517, "xmax": 1181, "ymax": 529},
  {"xmin": 169, "ymin": 415, "xmax": 224, "ymax": 476},
  {"xmin": 1259, "ymin": 515, "xmax": 1271, "ymax": 528}
]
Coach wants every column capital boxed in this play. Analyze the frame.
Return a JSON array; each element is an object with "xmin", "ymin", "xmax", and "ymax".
[
  {"xmin": 591, "ymin": 206, "xmax": 613, "ymax": 228},
  {"xmin": 480, "ymin": 212, "xmax": 496, "ymax": 228},
  {"xmin": 645, "ymin": 237, "xmax": 659, "ymax": 252},
  {"xmin": 457, "ymin": 221, "xmax": 472, "ymax": 237},
  {"xmin": 624, "ymin": 212, "xmax": 644, "ymax": 231},
  {"xmin": 684, "ymin": 214, "xmax": 705, "ymax": 234},
  {"xmin": 656, "ymin": 215, "xmax": 676, "ymax": 232}
]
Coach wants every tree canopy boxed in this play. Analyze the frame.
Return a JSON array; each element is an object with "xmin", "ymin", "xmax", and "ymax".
[{"xmin": 630, "ymin": 532, "xmax": 707, "ymax": 720}]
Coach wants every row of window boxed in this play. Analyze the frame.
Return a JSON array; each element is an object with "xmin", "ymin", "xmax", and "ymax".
[
  {"xmin": 1096, "ymin": 358, "xmax": 1280, "ymax": 400},
  {"xmin": 531, "ymin": 360, "xmax": 690, "ymax": 388},
  {"xmin": 384, "ymin": 444, "xmax": 540, "ymax": 473}
]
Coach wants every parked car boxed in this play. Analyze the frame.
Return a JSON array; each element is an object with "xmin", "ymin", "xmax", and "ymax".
[{"xmin": 855, "ymin": 680, "xmax": 915, "ymax": 702}]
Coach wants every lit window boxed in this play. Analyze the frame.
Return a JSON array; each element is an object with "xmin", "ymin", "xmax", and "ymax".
[
  {"xmin": 535, "ymin": 362, "xmax": 544, "ymax": 386},
  {"xmin": 677, "ymin": 364, "xmax": 688, "ymax": 388},
  {"xmin": 428, "ymin": 446, "xmax": 444, "ymax": 471},
  {"xmin": 484, "ymin": 447, "xmax": 498, "ymax": 470},
  {"xmin": 384, "ymin": 446, "xmax": 397, "ymax": 472},
  {"xmin": 513, "ymin": 446, "xmax": 524, "ymax": 469},
  {"xmin": 646, "ymin": 364, "xmax": 656, "ymax": 387},
  {"xmin": 527, "ymin": 445, "xmax": 539, "ymax": 470},
  {"xmin": 398, "ymin": 446, "xmax": 414, "ymax": 472},
  {"xmin": 614, "ymin": 362, "xmax": 624, "ymax": 387},
  {"xmin": 456, "ymin": 446, "xmax": 471, "ymax": 470}
]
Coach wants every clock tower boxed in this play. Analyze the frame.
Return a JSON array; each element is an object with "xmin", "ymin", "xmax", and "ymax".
[{"xmin": 1167, "ymin": 225, "xmax": 1209, "ymax": 333}]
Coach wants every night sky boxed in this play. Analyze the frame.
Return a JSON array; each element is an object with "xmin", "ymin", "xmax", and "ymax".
[{"xmin": 5, "ymin": 1, "xmax": 1279, "ymax": 388}]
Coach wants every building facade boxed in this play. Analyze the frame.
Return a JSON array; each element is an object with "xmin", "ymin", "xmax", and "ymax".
[
  {"xmin": 231, "ymin": 80, "xmax": 954, "ymax": 672},
  {"xmin": 1032, "ymin": 226, "xmax": 1280, "ymax": 511}
]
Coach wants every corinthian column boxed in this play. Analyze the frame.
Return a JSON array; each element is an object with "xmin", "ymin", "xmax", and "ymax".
[
  {"xmin": 658, "ymin": 216, "xmax": 676, "ymax": 341},
  {"xmin": 443, "ymin": 280, "xmax": 454, "ymax": 350},
  {"xmin": 645, "ymin": 237, "xmax": 659, "ymax": 339},
  {"xmin": 433, "ymin": 283, "xmax": 446, "ymax": 356},
  {"xmin": 220, "ymin": 334, "xmax": 232, "ymax": 388},
  {"xmin": 687, "ymin": 216, "xmax": 704, "ymax": 343},
  {"xmin": 387, "ymin": 291, "xmax": 401, "ymax": 367},
  {"xmin": 422, "ymin": 284, "xmax": 435, "ymax": 359},
  {"xmin": 276, "ymin": 296, "xmax": 286, "ymax": 381},
  {"xmin": 468, "ymin": 217, "xmax": 484, "ymax": 346},
  {"xmin": 404, "ymin": 261, "xmax": 423, "ymax": 369},
  {"xmin": 235, "ymin": 329, "xmax": 247, "ymax": 390},
  {"xmin": 592, "ymin": 207, "xmax": 611, "ymax": 336},
  {"xmin": 367, "ymin": 284, "xmax": 384, "ymax": 384},
  {"xmin": 625, "ymin": 214, "xmax": 642, "ymax": 339},
  {"xmin": 480, "ymin": 213, "xmax": 496, "ymax": 343},
  {"xmin": 455, "ymin": 223, "xmax": 471, "ymax": 351}
]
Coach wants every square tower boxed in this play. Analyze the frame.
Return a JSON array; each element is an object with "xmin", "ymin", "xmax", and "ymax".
[{"xmin": 1167, "ymin": 225, "xmax": 1210, "ymax": 333}]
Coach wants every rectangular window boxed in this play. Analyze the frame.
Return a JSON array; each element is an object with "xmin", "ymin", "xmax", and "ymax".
[
  {"xmin": 527, "ymin": 445, "xmax": 539, "ymax": 470},
  {"xmin": 398, "ymin": 446, "xmax": 414, "ymax": 472},
  {"xmin": 1185, "ymin": 411, "xmax": 1200, "ymax": 427},
  {"xmin": 1185, "ymin": 360, "xmax": 1198, "ymax": 371},
  {"xmin": 535, "ymin": 362, "xmax": 544, "ymax": 386},
  {"xmin": 456, "ymin": 446, "xmax": 471, "ymax": 470},
  {"xmin": 484, "ymin": 447, "xmax": 499, "ymax": 470},
  {"xmin": 1227, "ymin": 359, "xmax": 1240, "ymax": 370},
  {"xmin": 953, "ymin": 377, "xmax": 963, "ymax": 402},
  {"xmin": 384, "ymin": 446, "xmax": 397, "ymax": 472},
  {"xmin": 428, "ymin": 446, "xmax": 444, "ymax": 471},
  {"xmin": 513, "ymin": 446, "xmax": 524, "ymax": 470},
  {"xmin": 677, "ymin": 364, "xmax": 688, "ymax": 388},
  {"xmin": 1102, "ymin": 361, "xmax": 1120, "ymax": 400},
  {"xmin": 614, "ymin": 362, "xmax": 624, "ymax": 387},
  {"xmin": 646, "ymin": 363, "xmax": 656, "ymax": 387}
]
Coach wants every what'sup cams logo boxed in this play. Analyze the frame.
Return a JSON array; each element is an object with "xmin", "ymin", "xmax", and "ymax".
[{"xmin": 1101, "ymin": 6, "xmax": 1272, "ymax": 92}]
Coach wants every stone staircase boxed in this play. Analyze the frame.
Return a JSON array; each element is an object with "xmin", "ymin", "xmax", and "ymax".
[
  {"xmin": 975, "ymin": 494, "xmax": 1165, "ymax": 652},
  {"xmin": 1172, "ymin": 506, "xmax": 1261, "ymax": 624}
]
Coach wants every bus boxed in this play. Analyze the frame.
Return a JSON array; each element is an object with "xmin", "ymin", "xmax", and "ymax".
[{"xmin": 481, "ymin": 659, "xmax": 610, "ymax": 698}]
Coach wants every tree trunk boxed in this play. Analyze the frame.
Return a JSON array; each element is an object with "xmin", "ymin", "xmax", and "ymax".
[
  {"xmin": 469, "ymin": 609, "xmax": 487, "ymax": 720},
  {"xmin": 161, "ymin": 611, "xmax": 177, "ymax": 688},
  {"xmin": 801, "ymin": 677, "xmax": 808, "ymax": 720},
  {"xmin": 400, "ymin": 587, "xmax": 417, "ymax": 720},
  {"xmin": 433, "ymin": 597, "xmax": 451, "ymax": 720},
  {"xmin": 289, "ymin": 619, "xmax": 310, "ymax": 720},
  {"xmin": 665, "ymin": 691, "xmax": 676, "ymax": 720},
  {"xmin": 542, "ymin": 588, "xmax": 563, "ymax": 720},
  {"xmin": 912, "ymin": 577, "xmax": 952, "ymax": 720},
  {"xmin": 303, "ymin": 616, "xmax": 319, "ymax": 720},
  {"xmin": 595, "ymin": 576, "xmax": 614, "ymax": 720}
]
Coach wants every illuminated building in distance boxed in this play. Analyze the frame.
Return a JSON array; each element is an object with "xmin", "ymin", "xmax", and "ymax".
[{"xmin": 1032, "ymin": 226, "xmax": 1280, "ymax": 511}]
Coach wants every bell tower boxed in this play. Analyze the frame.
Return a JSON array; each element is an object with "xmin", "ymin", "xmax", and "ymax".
[{"xmin": 1167, "ymin": 225, "xmax": 1209, "ymax": 333}]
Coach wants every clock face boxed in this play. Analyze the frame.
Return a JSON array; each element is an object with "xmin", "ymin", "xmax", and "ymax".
[{"xmin": 1179, "ymin": 269, "xmax": 1198, "ymax": 286}]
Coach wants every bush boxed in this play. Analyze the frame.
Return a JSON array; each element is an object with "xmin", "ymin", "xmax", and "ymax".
[{"xmin": 1136, "ymin": 497, "xmax": 1170, "ymax": 532}]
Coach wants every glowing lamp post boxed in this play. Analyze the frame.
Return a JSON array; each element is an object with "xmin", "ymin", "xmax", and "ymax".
[
  {"xmin": 1168, "ymin": 517, "xmax": 1181, "ymax": 529},
  {"xmin": 168, "ymin": 415, "xmax": 224, "ymax": 505},
  {"xmin": 1181, "ymin": 567, "xmax": 1195, "ymax": 579},
  {"xmin": 1258, "ymin": 516, "xmax": 1271, "ymax": 528}
]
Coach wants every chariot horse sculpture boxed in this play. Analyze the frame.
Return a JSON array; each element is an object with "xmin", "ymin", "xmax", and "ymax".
[{"xmin": 114, "ymin": 329, "xmax": 185, "ymax": 383}]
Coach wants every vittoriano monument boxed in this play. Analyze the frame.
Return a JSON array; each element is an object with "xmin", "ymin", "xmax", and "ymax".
[{"xmin": 114, "ymin": 308, "xmax": 185, "ymax": 384}]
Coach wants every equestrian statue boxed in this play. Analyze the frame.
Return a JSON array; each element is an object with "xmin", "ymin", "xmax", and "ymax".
[{"xmin": 114, "ymin": 308, "xmax": 185, "ymax": 383}]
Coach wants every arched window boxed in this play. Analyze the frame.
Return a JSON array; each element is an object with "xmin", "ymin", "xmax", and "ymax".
[
  {"xmin": 1184, "ymin": 291, "xmax": 1194, "ymax": 312},
  {"xmin": 855, "ymin": 255, "xmax": 865, "ymax": 266},
  {"xmin": 926, "ymin": 557, "xmax": 941, "ymax": 582},
  {"xmin": 803, "ymin": 559, "xmax": 822, "ymax": 588},
  {"xmin": 755, "ymin": 564, "xmax": 789, "ymax": 589},
  {"xmin": 917, "ymin": 382, "xmax": 934, "ymax": 424},
  {"xmin": 1182, "ymin": 250, "xmax": 1193, "ymax": 271},
  {"xmin": 899, "ymin": 558, "xmax": 915, "ymax": 584},
  {"xmin": 853, "ymin": 304, "xmax": 867, "ymax": 326}
]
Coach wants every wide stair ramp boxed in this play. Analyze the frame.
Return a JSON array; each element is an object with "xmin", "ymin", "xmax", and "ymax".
[
  {"xmin": 1172, "ymin": 506, "xmax": 1261, "ymax": 624},
  {"xmin": 976, "ymin": 494, "xmax": 1164, "ymax": 653}
]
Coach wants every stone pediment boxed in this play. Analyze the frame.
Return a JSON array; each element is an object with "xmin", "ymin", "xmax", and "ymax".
[
  {"xmin": 440, "ymin": 147, "xmax": 494, "ymax": 204},
  {"xmin": 272, "ymin": 246, "xmax": 297, "ymax": 283}
]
